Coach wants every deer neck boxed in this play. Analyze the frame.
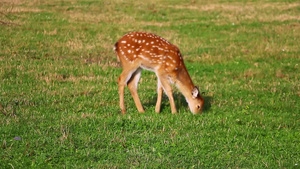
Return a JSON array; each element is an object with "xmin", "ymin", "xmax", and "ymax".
[{"xmin": 175, "ymin": 66, "xmax": 195, "ymax": 102}]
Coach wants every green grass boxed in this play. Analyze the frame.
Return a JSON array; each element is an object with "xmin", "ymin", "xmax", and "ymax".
[{"xmin": 1, "ymin": 0, "xmax": 299, "ymax": 168}]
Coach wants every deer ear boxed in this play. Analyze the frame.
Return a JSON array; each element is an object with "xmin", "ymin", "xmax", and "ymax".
[{"xmin": 191, "ymin": 86, "xmax": 199, "ymax": 99}]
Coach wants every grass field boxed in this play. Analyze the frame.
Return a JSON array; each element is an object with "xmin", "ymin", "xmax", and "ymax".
[{"xmin": 1, "ymin": 0, "xmax": 299, "ymax": 168}]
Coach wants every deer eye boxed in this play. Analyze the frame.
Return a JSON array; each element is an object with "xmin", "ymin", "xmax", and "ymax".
[{"xmin": 197, "ymin": 105, "xmax": 201, "ymax": 109}]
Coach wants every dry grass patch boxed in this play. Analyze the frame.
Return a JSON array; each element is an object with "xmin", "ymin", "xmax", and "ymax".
[
  {"xmin": 43, "ymin": 29, "xmax": 57, "ymax": 35},
  {"xmin": 0, "ymin": 0, "xmax": 41, "ymax": 14},
  {"xmin": 65, "ymin": 10, "xmax": 136, "ymax": 24},
  {"xmin": 39, "ymin": 73, "xmax": 97, "ymax": 84},
  {"xmin": 168, "ymin": 3, "xmax": 254, "ymax": 12},
  {"xmin": 168, "ymin": 2, "xmax": 299, "ymax": 13},
  {"xmin": 139, "ymin": 21, "xmax": 171, "ymax": 27},
  {"xmin": 259, "ymin": 14, "xmax": 300, "ymax": 22},
  {"xmin": 168, "ymin": 2, "xmax": 300, "ymax": 24},
  {"xmin": 66, "ymin": 38, "xmax": 83, "ymax": 51},
  {"xmin": 4, "ymin": 6, "xmax": 42, "ymax": 14}
]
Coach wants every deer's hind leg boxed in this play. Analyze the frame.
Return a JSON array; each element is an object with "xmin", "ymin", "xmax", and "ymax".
[
  {"xmin": 118, "ymin": 65, "xmax": 139, "ymax": 114},
  {"xmin": 127, "ymin": 68, "xmax": 145, "ymax": 113}
]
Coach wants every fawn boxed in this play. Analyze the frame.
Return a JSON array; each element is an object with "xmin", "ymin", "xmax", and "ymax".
[{"xmin": 114, "ymin": 32, "xmax": 204, "ymax": 114}]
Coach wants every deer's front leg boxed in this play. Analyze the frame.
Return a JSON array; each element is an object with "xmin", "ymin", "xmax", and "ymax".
[
  {"xmin": 118, "ymin": 76, "xmax": 127, "ymax": 114},
  {"xmin": 155, "ymin": 81, "xmax": 163, "ymax": 113},
  {"xmin": 157, "ymin": 74, "xmax": 177, "ymax": 114}
]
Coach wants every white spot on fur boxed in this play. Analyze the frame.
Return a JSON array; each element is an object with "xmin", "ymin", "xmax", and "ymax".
[{"xmin": 139, "ymin": 55, "xmax": 150, "ymax": 62}]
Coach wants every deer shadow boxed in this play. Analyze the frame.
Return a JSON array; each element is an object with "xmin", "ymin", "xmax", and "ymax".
[
  {"xmin": 175, "ymin": 93, "xmax": 212, "ymax": 113},
  {"xmin": 143, "ymin": 92, "xmax": 212, "ymax": 113}
]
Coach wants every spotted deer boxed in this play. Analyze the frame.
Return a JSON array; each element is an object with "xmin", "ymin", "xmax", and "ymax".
[{"xmin": 114, "ymin": 32, "xmax": 204, "ymax": 114}]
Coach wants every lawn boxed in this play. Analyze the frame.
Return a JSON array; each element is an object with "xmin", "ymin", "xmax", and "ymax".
[{"xmin": 0, "ymin": 0, "xmax": 299, "ymax": 168}]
